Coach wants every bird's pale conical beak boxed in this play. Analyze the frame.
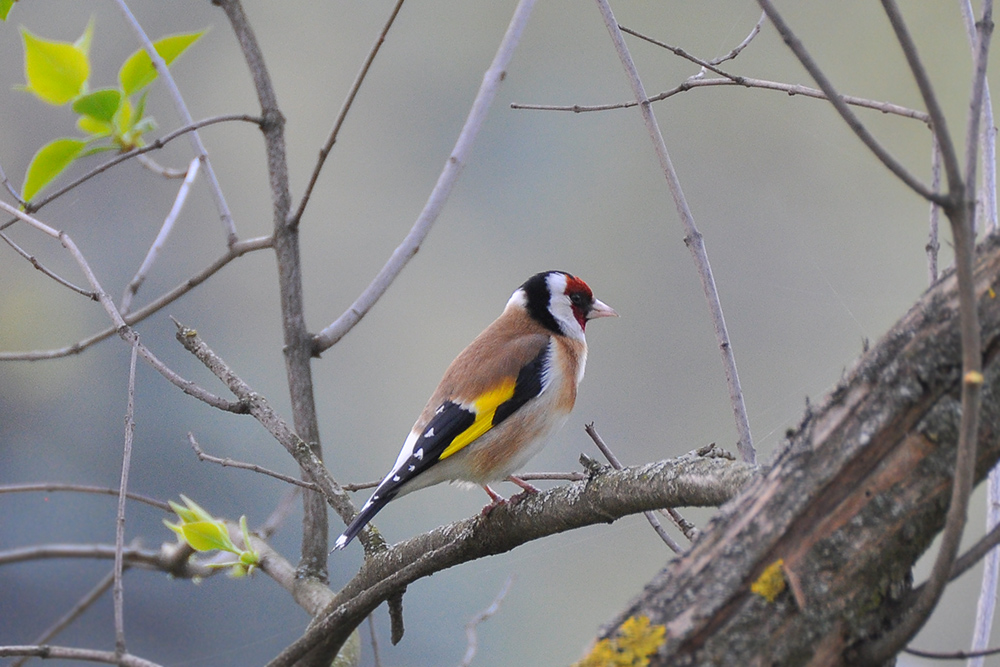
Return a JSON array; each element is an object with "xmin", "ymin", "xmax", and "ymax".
[{"xmin": 588, "ymin": 298, "xmax": 618, "ymax": 319}]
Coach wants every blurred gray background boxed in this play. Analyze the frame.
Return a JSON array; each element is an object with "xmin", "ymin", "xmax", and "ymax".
[{"xmin": 0, "ymin": 1, "xmax": 991, "ymax": 665}]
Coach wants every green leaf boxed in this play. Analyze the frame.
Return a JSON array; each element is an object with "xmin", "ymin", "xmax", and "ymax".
[
  {"xmin": 22, "ymin": 138, "xmax": 86, "ymax": 203},
  {"xmin": 74, "ymin": 18, "xmax": 95, "ymax": 56},
  {"xmin": 180, "ymin": 520, "xmax": 236, "ymax": 553},
  {"xmin": 20, "ymin": 28, "xmax": 89, "ymax": 105},
  {"xmin": 72, "ymin": 88, "xmax": 121, "ymax": 123},
  {"xmin": 77, "ymin": 115, "xmax": 113, "ymax": 138},
  {"xmin": 118, "ymin": 31, "xmax": 204, "ymax": 96},
  {"xmin": 0, "ymin": 0, "xmax": 15, "ymax": 22}
]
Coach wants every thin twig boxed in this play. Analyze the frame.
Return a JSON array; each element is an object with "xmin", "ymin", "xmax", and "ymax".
[
  {"xmin": 214, "ymin": 0, "xmax": 331, "ymax": 581},
  {"xmin": 856, "ymin": 2, "xmax": 990, "ymax": 661},
  {"xmin": 0, "ymin": 201, "xmax": 248, "ymax": 412},
  {"xmin": 311, "ymin": 0, "xmax": 539, "ymax": 354},
  {"xmin": 0, "ymin": 646, "xmax": 162, "ymax": 667},
  {"xmin": 460, "ymin": 576, "xmax": 514, "ymax": 667},
  {"xmin": 963, "ymin": 0, "xmax": 999, "ymax": 235},
  {"xmin": 0, "ymin": 230, "xmax": 96, "ymax": 298},
  {"xmin": 0, "ymin": 234, "xmax": 272, "ymax": 361},
  {"xmin": 0, "ymin": 159, "xmax": 25, "ymax": 205},
  {"xmin": 258, "ymin": 488, "xmax": 302, "ymax": 540},
  {"xmin": 709, "ymin": 11, "xmax": 767, "ymax": 65},
  {"xmin": 9, "ymin": 568, "xmax": 118, "ymax": 667},
  {"xmin": 511, "ymin": 75, "xmax": 930, "ymax": 123},
  {"xmin": 291, "ymin": 0, "xmax": 406, "ymax": 227},
  {"xmin": 113, "ymin": 0, "xmax": 238, "ymax": 245},
  {"xmin": 16, "ymin": 114, "xmax": 259, "ymax": 217},
  {"xmin": 114, "ymin": 344, "xmax": 138, "ymax": 656},
  {"xmin": 905, "ymin": 644, "xmax": 1000, "ymax": 660},
  {"xmin": 756, "ymin": 0, "xmax": 945, "ymax": 205},
  {"xmin": 595, "ymin": 0, "xmax": 756, "ymax": 465},
  {"xmin": 187, "ymin": 432, "xmax": 319, "ymax": 490},
  {"xmin": 584, "ymin": 423, "xmax": 683, "ymax": 552},
  {"xmin": 172, "ymin": 321, "xmax": 363, "ymax": 541},
  {"xmin": 0, "ymin": 482, "xmax": 170, "ymax": 511},
  {"xmin": 928, "ymin": 133, "xmax": 942, "ymax": 284},
  {"xmin": 970, "ymin": 467, "xmax": 1000, "ymax": 667},
  {"xmin": 135, "ymin": 153, "xmax": 187, "ymax": 179},
  {"xmin": 368, "ymin": 614, "xmax": 382, "ymax": 667},
  {"xmin": 121, "ymin": 157, "xmax": 201, "ymax": 315},
  {"xmin": 960, "ymin": 3, "xmax": 1000, "ymax": 664}
]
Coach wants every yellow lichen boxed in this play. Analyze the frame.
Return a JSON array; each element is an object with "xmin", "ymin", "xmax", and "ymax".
[
  {"xmin": 751, "ymin": 558, "xmax": 787, "ymax": 602},
  {"xmin": 575, "ymin": 614, "xmax": 666, "ymax": 667}
]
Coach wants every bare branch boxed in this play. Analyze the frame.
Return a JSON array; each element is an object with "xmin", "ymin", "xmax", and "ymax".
[
  {"xmin": 188, "ymin": 432, "xmax": 319, "ymax": 491},
  {"xmin": 905, "ymin": 644, "xmax": 1000, "ymax": 660},
  {"xmin": 755, "ymin": 0, "xmax": 945, "ymax": 205},
  {"xmin": 0, "ymin": 159, "xmax": 25, "ymax": 205},
  {"xmin": 929, "ymin": 133, "xmax": 943, "ymax": 284},
  {"xmin": 709, "ymin": 11, "xmax": 767, "ymax": 65},
  {"xmin": 856, "ymin": 2, "xmax": 991, "ymax": 660},
  {"xmin": 962, "ymin": 0, "xmax": 999, "ymax": 235},
  {"xmin": 311, "ymin": 0, "xmax": 540, "ymax": 354},
  {"xmin": 135, "ymin": 153, "xmax": 188, "ymax": 179},
  {"xmin": 461, "ymin": 575, "xmax": 514, "ymax": 667},
  {"xmin": 0, "ymin": 482, "xmax": 170, "ymax": 512},
  {"xmin": 0, "ymin": 229, "xmax": 96, "ymax": 298},
  {"xmin": 173, "ymin": 322, "xmax": 364, "ymax": 543},
  {"xmin": 291, "ymin": 0, "xmax": 406, "ymax": 227},
  {"xmin": 10, "ymin": 568, "xmax": 117, "ymax": 667},
  {"xmin": 882, "ymin": 0, "xmax": 965, "ymax": 201},
  {"xmin": 0, "ymin": 234, "xmax": 272, "ymax": 361},
  {"xmin": 0, "ymin": 645, "xmax": 162, "ymax": 667},
  {"xmin": 113, "ymin": 0, "xmax": 238, "ymax": 245},
  {"xmin": 120, "ymin": 157, "xmax": 201, "ymax": 315},
  {"xmin": 214, "ymin": 0, "xmax": 331, "ymax": 580},
  {"xmin": 114, "ymin": 345, "xmax": 139, "ymax": 655},
  {"xmin": 15, "ymin": 114, "xmax": 259, "ymax": 217},
  {"xmin": 268, "ymin": 454, "xmax": 756, "ymax": 665},
  {"xmin": 512, "ymin": 74, "xmax": 931, "ymax": 124},
  {"xmin": 594, "ymin": 0, "xmax": 755, "ymax": 464},
  {"xmin": 585, "ymin": 423, "xmax": 682, "ymax": 552}
]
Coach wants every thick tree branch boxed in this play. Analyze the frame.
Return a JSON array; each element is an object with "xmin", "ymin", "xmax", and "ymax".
[
  {"xmin": 593, "ymin": 233, "xmax": 1000, "ymax": 666},
  {"xmin": 268, "ymin": 453, "xmax": 757, "ymax": 665},
  {"xmin": 214, "ymin": 0, "xmax": 330, "ymax": 582}
]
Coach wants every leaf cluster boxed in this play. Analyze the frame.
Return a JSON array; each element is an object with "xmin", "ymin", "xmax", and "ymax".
[{"xmin": 16, "ymin": 21, "xmax": 202, "ymax": 203}]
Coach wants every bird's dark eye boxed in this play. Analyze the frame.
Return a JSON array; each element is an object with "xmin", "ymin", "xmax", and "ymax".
[{"xmin": 570, "ymin": 293, "xmax": 588, "ymax": 307}]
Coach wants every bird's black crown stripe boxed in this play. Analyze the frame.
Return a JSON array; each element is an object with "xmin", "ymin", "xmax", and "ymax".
[{"xmin": 520, "ymin": 271, "xmax": 568, "ymax": 335}]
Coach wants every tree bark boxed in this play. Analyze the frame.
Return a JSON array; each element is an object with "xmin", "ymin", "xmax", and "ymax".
[{"xmin": 597, "ymin": 234, "xmax": 1000, "ymax": 666}]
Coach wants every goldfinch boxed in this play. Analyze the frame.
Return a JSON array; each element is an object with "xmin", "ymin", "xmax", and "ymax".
[{"xmin": 333, "ymin": 271, "xmax": 616, "ymax": 550}]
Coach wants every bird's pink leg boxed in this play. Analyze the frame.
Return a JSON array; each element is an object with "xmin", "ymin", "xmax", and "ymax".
[
  {"xmin": 508, "ymin": 475, "xmax": 540, "ymax": 494},
  {"xmin": 480, "ymin": 485, "xmax": 507, "ymax": 515}
]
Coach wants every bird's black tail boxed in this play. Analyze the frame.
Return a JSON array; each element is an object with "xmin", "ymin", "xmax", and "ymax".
[{"xmin": 332, "ymin": 483, "xmax": 398, "ymax": 550}]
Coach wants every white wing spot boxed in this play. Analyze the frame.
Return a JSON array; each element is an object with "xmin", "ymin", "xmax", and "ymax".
[
  {"xmin": 408, "ymin": 464, "xmax": 415, "ymax": 471},
  {"xmin": 392, "ymin": 475, "xmax": 400, "ymax": 482},
  {"xmin": 415, "ymin": 448, "xmax": 424, "ymax": 460},
  {"xmin": 424, "ymin": 428, "xmax": 435, "ymax": 438},
  {"xmin": 372, "ymin": 494, "xmax": 380, "ymax": 501},
  {"xmin": 435, "ymin": 405, "xmax": 446, "ymax": 414}
]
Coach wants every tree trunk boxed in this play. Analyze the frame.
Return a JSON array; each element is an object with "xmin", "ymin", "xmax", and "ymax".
[{"xmin": 598, "ymin": 235, "xmax": 1000, "ymax": 666}]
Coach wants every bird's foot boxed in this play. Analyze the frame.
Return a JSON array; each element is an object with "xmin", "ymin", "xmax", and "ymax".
[{"xmin": 480, "ymin": 485, "xmax": 507, "ymax": 516}]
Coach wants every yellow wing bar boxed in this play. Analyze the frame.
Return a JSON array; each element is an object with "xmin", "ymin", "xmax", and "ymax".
[{"xmin": 439, "ymin": 378, "xmax": 517, "ymax": 460}]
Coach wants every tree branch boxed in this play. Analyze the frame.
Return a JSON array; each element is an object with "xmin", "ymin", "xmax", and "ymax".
[
  {"xmin": 268, "ymin": 454, "xmax": 757, "ymax": 665},
  {"xmin": 214, "ymin": 0, "xmax": 330, "ymax": 583},
  {"xmin": 310, "ymin": 0, "xmax": 540, "ymax": 354},
  {"xmin": 594, "ymin": 0, "xmax": 755, "ymax": 464}
]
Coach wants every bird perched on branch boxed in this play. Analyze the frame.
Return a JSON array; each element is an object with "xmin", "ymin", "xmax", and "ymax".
[{"xmin": 333, "ymin": 271, "xmax": 617, "ymax": 550}]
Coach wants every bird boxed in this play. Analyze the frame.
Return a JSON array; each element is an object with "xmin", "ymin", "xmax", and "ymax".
[{"xmin": 333, "ymin": 271, "xmax": 617, "ymax": 550}]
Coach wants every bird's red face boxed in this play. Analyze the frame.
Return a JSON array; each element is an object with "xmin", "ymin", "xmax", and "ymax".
[{"xmin": 565, "ymin": 275, "xmax": 618, "ymax": 331}]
